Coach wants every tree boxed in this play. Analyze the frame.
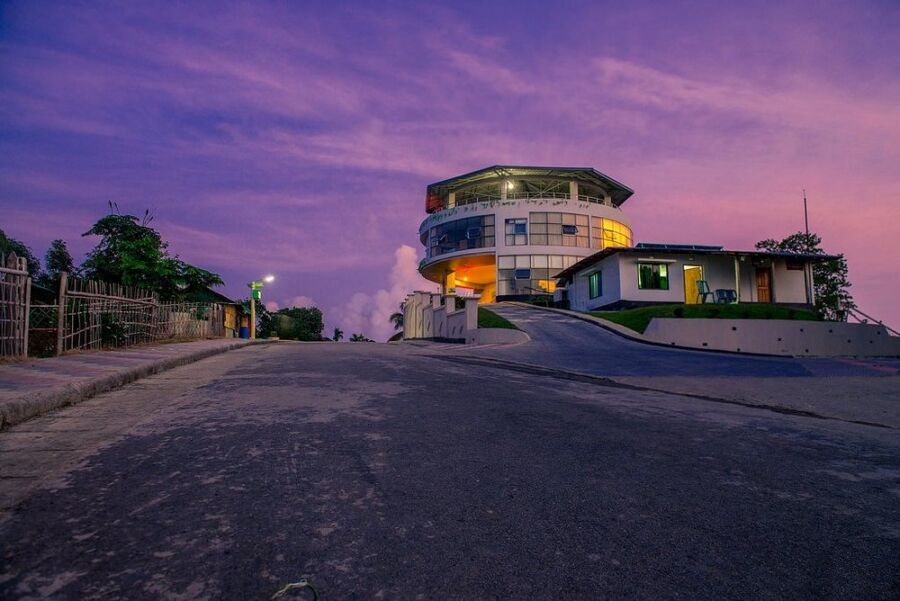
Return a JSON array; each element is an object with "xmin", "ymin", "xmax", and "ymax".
[
  {"xmin": 36, "ymin": 239, "xmax": 75, "ymax": 288},
  {"xmin": 349, "ymin": 333, "xmax": 373, "ymax": 342},
  {"xmin": 332, "ymin": 327, "xmax": 344, "ymax": 342},
  {"xmin": 0, "ymin": 228, "xmax": 41, "ymax": 276},
  {"xmin": 81, "ymin": 206, "xmax": 222, "ymax": 300},
  {"xmin": 755, "ymin": 231, "xmax": 854, "ymax": 321},
  {"xmin": 259, "ymin": 305, "xmax": 325, "ymax": 341},
  {"xmin": 389, "ymin": 306, "xmax": 404, "ymax": 331}
]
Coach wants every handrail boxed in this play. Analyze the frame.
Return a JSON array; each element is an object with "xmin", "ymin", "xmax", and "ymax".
[
  {"xmin": 848, "ymin": 307, "xmax": 900, "ymax": 336},
  {"xmin": 505, "ymin": 192, "xmax": 570, "ymax": 200}
]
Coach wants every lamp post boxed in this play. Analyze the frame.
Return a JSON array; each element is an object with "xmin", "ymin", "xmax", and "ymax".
[{"xmin": 248, "ymin": 275, "xmax": 275, "ymax": 339}]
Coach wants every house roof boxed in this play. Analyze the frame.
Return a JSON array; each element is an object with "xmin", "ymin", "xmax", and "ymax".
[
  {"xmin": 426, "ymin": 165, "xmax": 635, "ymax": 206},
  {"xmin": 554, "ymin": 246, "xmax": 840, "ymax": 282}
]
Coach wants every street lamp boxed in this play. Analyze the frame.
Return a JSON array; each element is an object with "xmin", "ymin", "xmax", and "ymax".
[{"xmin": 248, "ymin": 275, "xmax": 275, "ymax": 339}]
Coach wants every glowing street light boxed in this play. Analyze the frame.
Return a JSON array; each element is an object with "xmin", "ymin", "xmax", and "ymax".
[{"xmin": 248, "ymin": 275, "xmax": 275, "ymax": 339}]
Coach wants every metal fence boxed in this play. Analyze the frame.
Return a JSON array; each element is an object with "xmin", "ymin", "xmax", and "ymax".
[{"xmin": 0, "ymin": 253, "xmax": 30, "ymax": 358}]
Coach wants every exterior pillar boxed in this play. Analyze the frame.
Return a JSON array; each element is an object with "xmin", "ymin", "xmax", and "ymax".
[
  {"xmin": 465, "ymin": 295, "xmax": 480, "ymax": 343},
  {"xmin": 734, "ymin": 257, "xmax": 741, "ymax": 302},
  {"xmin": 448, "ymin": 191, "xmax": 456, "ymax": 208},
  {"xmin": 569, "ymin": 180, "xmax": 578, "ymax": 201}
]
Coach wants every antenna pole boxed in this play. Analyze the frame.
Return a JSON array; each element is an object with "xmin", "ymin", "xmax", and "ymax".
[{"xmin": 802, "ymin": 189, "xmax": 809, "ymax": 235}]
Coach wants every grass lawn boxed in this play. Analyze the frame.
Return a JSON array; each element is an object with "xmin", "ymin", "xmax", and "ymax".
[
  {"xmin": 590, "ymin": 304, "xmax": 819, "ymax": 334},
  {"xmin": 478, "ymin": 307, "xmax": 520, "ymax": 330}
]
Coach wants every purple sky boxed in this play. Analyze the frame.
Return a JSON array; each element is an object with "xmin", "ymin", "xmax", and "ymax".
[{"xmin": 2, "ymin": 1, "xmax": 898, "ymax": 340}]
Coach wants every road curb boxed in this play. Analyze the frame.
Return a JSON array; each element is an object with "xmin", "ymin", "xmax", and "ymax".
[
  {"xmin": 0, "ymin": 340, "xmax": 268, "ymax": 430},
  {"xmin": 502, "ymin": 302, "xmax": 785, "ymax": 358}
]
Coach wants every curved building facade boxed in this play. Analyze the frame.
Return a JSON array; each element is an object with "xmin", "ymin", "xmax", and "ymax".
[{"xmin": 418, "ymin": 166, "xmax": 634, "ymax": 302}]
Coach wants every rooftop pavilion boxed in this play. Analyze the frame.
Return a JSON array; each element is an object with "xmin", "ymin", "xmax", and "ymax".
[{"xmin": 425, "ymin": 165, "xmax": 635, "ymax": 213}]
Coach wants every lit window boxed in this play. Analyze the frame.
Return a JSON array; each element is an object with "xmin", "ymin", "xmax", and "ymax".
[
  {"xmin": 589, "ymin": 272, "xmax": 602, "ymax": 298},
  {"xmin": 638, "ymin": 263, "xmax": 669, "ymax": 290}
]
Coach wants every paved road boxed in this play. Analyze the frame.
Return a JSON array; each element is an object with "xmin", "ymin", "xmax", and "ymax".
[
  {"xmin": 474, "ymin": 304, "xmax": 900, "ymax": 377},
  {"xmin": 2, "ymin": 343, "xmax": 899, "ymax": 599}
]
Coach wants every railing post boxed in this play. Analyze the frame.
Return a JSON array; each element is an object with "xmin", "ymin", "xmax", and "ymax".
[
  {"xmin": 56, "ymin": 271, "xmax": 67, "ymax": 356},
  {"xmin": 23, "ymin": 277, "xmax": 31, "ymax": 357}
]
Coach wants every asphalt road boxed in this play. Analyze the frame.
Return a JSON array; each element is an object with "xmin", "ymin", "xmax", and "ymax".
[
  {"xmin": 474, "ymin": 304, "xmax": 900, "ymax": 377},
  {"xmin": 2, "ymin": 342, "xmax": 899, "ymax": 600}
]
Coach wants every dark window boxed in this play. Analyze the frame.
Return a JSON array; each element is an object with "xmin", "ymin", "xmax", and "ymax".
[
  {"xmin": 427, "ymin": 215, "xmax": 495, "ymax": 258},
  {"xmin": 638, "ymin": 263, "xmax": 669, "ymax": 290},
  {"xmin": 562, "ymin": 224, "xmax": 578, "ymax": 235},
  {"xmin": 588, "ymin": 272, "xmax": 601, "ymax": 298},
  {"xmin": 514, "ymin": 269, "xmax": 531, "ymax": 280}
]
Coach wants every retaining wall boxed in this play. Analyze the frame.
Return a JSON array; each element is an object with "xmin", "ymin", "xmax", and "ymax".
[{"xmin": 643, "ymin": 318, "xmax": 900, "ymax": 356}]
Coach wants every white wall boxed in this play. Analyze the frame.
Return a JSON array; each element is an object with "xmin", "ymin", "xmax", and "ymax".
[
  {"xmin": 644, "ymin": 318, "xmax": 900, "ymax": 357},
  {"xmin": 566, "ymin": 253, "xmax": 815, "ymax": 308},
  {"xmin": 418, "ymin": 196, "xmax": 632, "ymax": 291},
  {"xmin": 403, "ymin": 292, "xmax": 478, "ymax": 343},
  {"xmin": 772, "ymin": 260, "xmax": 809, "ymax": 303}
]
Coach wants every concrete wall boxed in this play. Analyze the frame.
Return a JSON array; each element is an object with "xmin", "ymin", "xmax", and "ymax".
[
  {"xmin": 568, "ymin": 258, "xmax": 621, "ymax": 311},
  {"xmin": 644, "ymin": 318, "xmax": 900, "ymax": 357},
  {"xmin": 403, "ymin": 292, "xmax": 478, "ymax": 343}
]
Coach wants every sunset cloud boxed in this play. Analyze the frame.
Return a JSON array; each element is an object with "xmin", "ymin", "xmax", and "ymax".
[{"xmin": 2, "ymin": 1, "xmax": 898, "ymax": 333}]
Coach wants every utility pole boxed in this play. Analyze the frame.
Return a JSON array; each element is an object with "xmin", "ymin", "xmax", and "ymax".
[{"xmin": 801, "ymin": 189, "xmax": 812, "ymax": 306}]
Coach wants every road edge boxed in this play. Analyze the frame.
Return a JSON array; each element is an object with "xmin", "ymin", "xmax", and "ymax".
[{"xmin": 0, "ymin": 340, "xmax": 270, "ymax": 430}]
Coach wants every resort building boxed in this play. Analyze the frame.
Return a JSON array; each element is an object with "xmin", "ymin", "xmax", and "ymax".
[
  {"xmin": 418, "ymin": 166, "xmax": 635, "ymax": 303},
  {"xmin": 418, "ymin": 165, "xmax": 826, "ymax": 311}
]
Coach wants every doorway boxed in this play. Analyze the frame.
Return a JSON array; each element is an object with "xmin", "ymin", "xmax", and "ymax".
[
  {"xmin": 683, "ymin": 265, "xmax": 703, "ymax": 304},
  {"xmin": 755, "ymin": 268, "xmax": 772, "ymax": 303}
]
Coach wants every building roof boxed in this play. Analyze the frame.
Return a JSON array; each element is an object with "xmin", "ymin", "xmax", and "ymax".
[
  {"xmin": 426, "ymin": 165, "xmax": 635, "ymax": 206},
  {"xmin": 554, "ymin": 246, "xmax": 840, "ymax": 281}
]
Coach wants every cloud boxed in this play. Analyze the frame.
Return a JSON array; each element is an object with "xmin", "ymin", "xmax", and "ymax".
[
  {"xmin": 329, "ymin": 245, "xmax": 438, "ymax": 342},
  {"xmin": 283, "ymin": 295, "xmax": 316, "ymax": 309}
]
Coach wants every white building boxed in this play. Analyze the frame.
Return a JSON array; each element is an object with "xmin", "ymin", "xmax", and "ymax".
[
  {"xmin": 555, "ymin": 244, "xmax": 827, "ymax": 312},
  {"xmin": 418, "ymin": 166, "xmax": 635, "ymax": 302},
  {"xmin": 418, "ymin": 165, "xmax": 827, "ymax": 312}
]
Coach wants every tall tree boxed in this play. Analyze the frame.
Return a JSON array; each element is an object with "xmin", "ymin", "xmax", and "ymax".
[
  {"xmin": 81, "ymin": 207, "xmax": 222, "ymax": 300},
  {"xmin": 755, "ymin": 232, "xmax": 854, "ymax": 321},
  {"xmin": 332, "ymin": 327, "xmax": 344, "ymax": 342},
  {"xmin": 0, "ymin": 228, "xmax": 41, "ymax": 276},
  {"xmin": 36, "ymin": 239, "xmax": 75, "ymax": 288}
]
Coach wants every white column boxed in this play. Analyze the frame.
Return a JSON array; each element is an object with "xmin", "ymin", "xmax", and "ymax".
[{"xmin": 569, "ymin": 180, "xmax": 578, "ymax": 201}]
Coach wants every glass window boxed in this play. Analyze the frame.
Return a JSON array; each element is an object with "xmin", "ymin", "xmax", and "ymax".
[
  {"xmin": 515, "ymin": 255, "xmax": 530, "ymax": 268},
  {"xmin": 505, "ymin": 218, "xmax": 528, "ymax": 246},
  {"xmin": 530, "ymin": 212, "xmax": 589, "ymax": 247},
  {"xmin": 591, "ymin": 217, "xmax": 633, "ymax": 249},
  {"xmin": 638, "ymin": 263, "xmax": 669, "ymax": 290},
  {"xmin": 589, "ymin": 272, "xmax": 601, "ymax": 298},
  {"xmin": 531, "ymin": 255, "xmax": 548, "ymax": 268},
  {"xmin": 514, "ymin": 268, "xmax": 531, "ymax": 279},
  {"xmin": 498, "ymin": 255, "xmax": 515, "ymax": 269},
  {"xmin": 427, "ymin": 215, "xmax": 495, "ymax": 258}
]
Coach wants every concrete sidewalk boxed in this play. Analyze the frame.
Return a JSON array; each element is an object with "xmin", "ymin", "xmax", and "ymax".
[{"xmin": 0, "ymin": 339, "xmax": 258, "ymax": 429}]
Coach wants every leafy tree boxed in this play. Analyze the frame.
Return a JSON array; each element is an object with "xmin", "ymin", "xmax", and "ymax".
[
  {"xmin": 755, "ymin": 232, "xmax": 854, "ymax": 321},
  {"xmin": 0, "ymin": 228, "xmax": 41, "ymax": 276},
  {"xmin": 349, "ymin": 333, "xmax": 373, "ymax": 342},
  {"xmin": 81, "ymin": 207, "xmax": 222, "ymax": 300},
  {"xmin": 259, "ymin": 305, "xmax": 324, "ymax": 341},
  {"xmin": 332, "ymin": 327, "xmax": 344, "ymax": 342},
  {"xmin": 36, "ymin": 239, "xmax": 75, "ymax": 288}
]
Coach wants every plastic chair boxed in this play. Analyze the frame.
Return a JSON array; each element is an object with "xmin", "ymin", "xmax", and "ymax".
[{"xmin": 696, "ymin": 280, "xmax": 713, "ymax": 304}]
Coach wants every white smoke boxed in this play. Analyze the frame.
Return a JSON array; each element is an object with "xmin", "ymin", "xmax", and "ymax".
[{"xmin": 331, "ymin": 245, "xmax": 438, "ymax": 341}]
